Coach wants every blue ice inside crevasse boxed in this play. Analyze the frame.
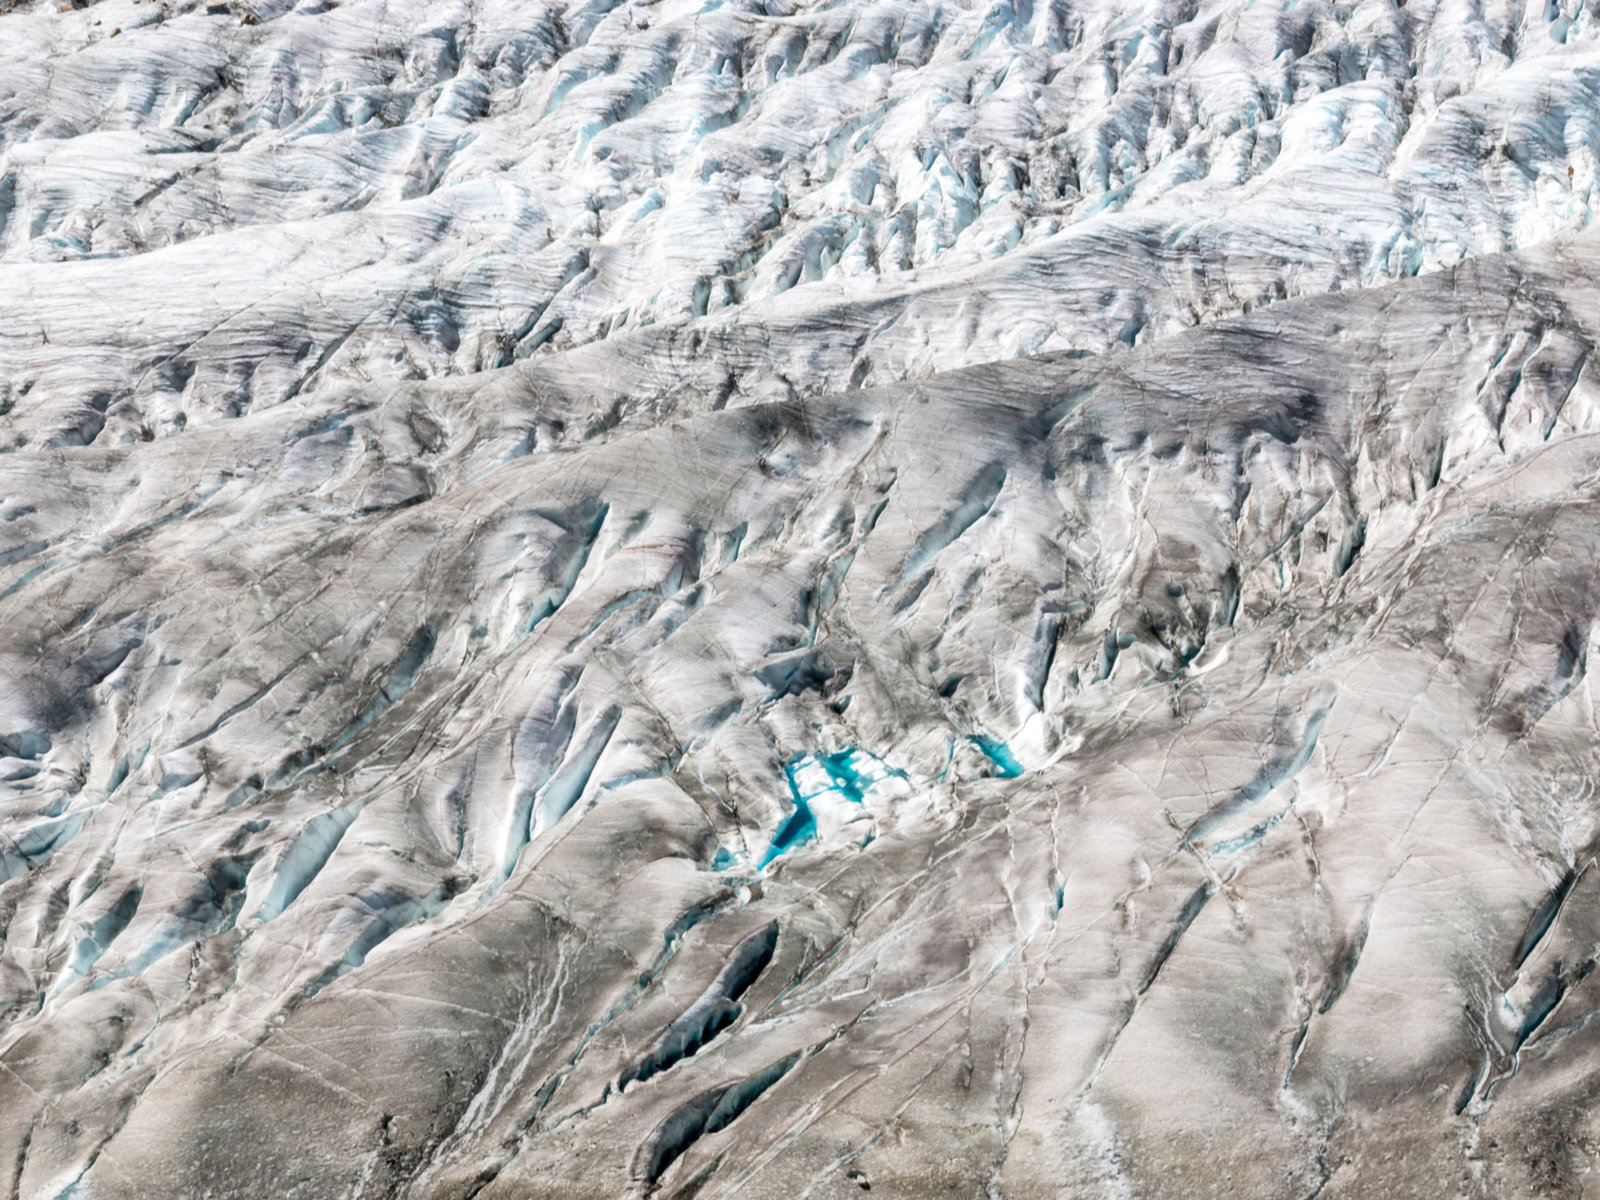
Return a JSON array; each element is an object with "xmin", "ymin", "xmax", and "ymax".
[
  {"xmin": 1210, "ymin": 807, "xmax": 1290, "ymax": 858},
  {"xmin": 971, "ymin": 736, "xmax": 1024, "ymax": 778},
  {"xmin": 760, "ymin": 748, "xmax": 905, "ymax": 868}
]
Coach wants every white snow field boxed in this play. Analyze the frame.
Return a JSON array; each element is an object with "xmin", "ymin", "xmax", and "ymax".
[{"xmin": 3, "ymin": 0, "xmax": 1600, "ymax": 1196}]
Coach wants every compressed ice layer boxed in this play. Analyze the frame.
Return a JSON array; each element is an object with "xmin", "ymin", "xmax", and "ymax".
[
  {"xmin": 762, "ymin": 748, "xmax": 904, "ymax": 866},
  {"xmin": 970, "ymin": 735, "xmax": 1024, "ymax": 778}
]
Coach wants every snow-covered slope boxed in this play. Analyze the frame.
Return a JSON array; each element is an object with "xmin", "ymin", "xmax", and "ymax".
[{"xmin": 4, "ymin": 2, "xmax": 1600, "ymax": 1198}]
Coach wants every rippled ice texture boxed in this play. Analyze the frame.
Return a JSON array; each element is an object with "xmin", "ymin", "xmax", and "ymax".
[{"xmin": 1, "ymin": 0, "xmax": 1598, "ymax": 447}]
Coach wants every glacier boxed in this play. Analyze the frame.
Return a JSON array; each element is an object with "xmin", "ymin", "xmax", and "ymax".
[{"xmin": 3, "ymin": 0, "xmax": 1600, "ymax": 1196}]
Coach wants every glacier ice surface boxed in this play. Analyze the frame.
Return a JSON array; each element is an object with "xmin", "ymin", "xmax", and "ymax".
[{"xmin": 3, "ymin": 0, "xmax": 1600, "ymax": 1197}]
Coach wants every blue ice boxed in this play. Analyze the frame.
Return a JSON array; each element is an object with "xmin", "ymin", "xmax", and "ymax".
[
  {"xmin": 760, "ymin": 748, "xmax": 902, "ymax": 868},
  {"xmin": 971, "ymin": 736, "xmax": 1024, "ymax": 778}
]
